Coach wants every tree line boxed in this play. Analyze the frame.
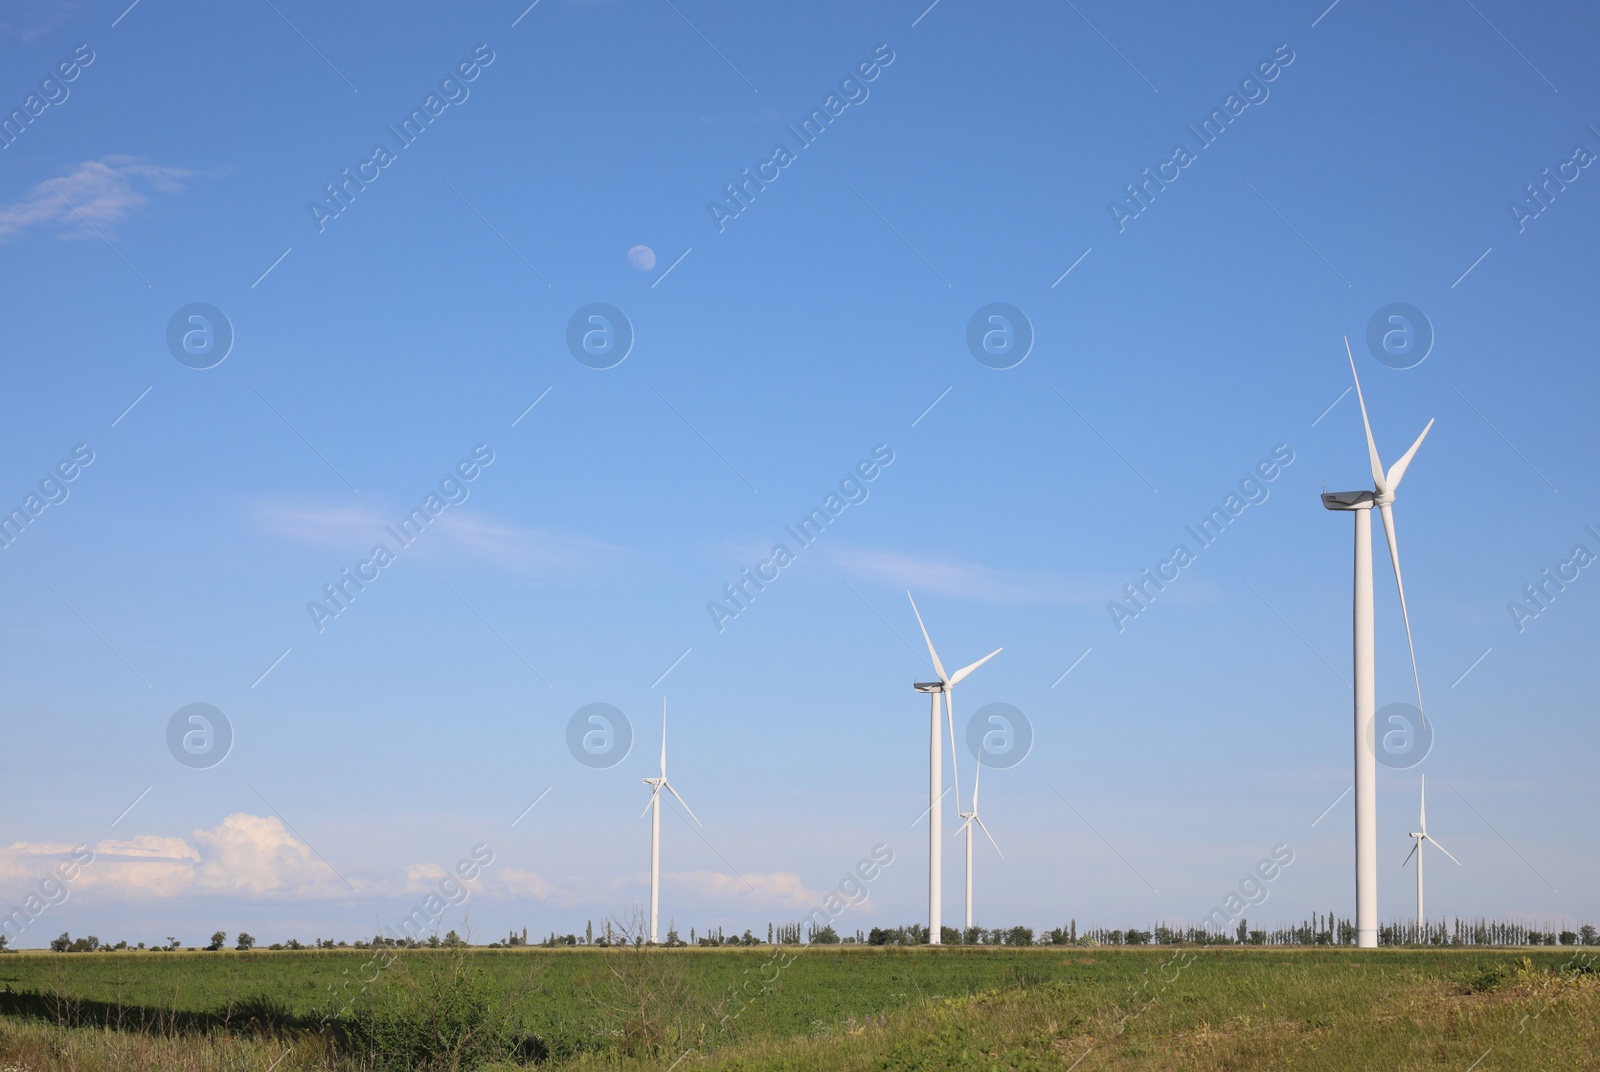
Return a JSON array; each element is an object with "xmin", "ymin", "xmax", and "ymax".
[{"xmin": 13, "ymin": 916, "xmax": 1595, "ymax": 953}]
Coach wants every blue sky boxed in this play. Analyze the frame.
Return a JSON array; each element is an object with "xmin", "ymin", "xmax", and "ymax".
[{"xmin": 1, "ymin": 0, "xmax": 1597, "ymax": 947}]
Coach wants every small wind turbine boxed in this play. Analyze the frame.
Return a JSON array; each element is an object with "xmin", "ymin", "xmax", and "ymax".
[
  {"xmin": 908, "ymin": 593, "xmax": 1000, "ymax": 945},
  {"xmin": 641, "ymin": 698, "xmax": 699, "ymax": 944},
  {"xmin": 955, "ymin": 759, "xmax": 1003, "ymax": 931},
  {"xmin": 1321, "ymin": 337, "xmax": 1434, "ymax": 949},
  {"xmin": 1401, "ymin": 775, "xmax": 1459, "ymax": 924}
]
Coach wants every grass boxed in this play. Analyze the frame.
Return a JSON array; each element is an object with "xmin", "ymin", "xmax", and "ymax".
[{"xmin": 1, "ymin": 946, "xmax": 1595, "ymax": 1070}]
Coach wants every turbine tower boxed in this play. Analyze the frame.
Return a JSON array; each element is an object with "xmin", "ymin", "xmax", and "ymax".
[
  {"xmin": 955, "ymin": 759, "xmax": 1003, "ymax": 931},
  {"xmin": 641, "ymin": 698, "xmax": 699, "ymax": 944},
  {"xmin": 1321, "ymin": 337, "xmax": 1434, "ymax": 949},
  {"xmin": 908, "ymin": 593, "xmax": 1000, "ymax": 946},
  {"xmin": 1402, "ymin": 775, "xmax": 1460, "ymax": 924}
]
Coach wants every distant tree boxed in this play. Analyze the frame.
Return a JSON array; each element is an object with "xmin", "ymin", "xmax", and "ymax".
[
  {"xmin": 964, "ymin": 926, "xmax": 984, "ymax": 945},
  {"xmin": 810, "ymin": 924, "xmax": 840, "ymax": 944},
  {"xmin": 167, "ymin": 937, "xmax": 182, "ymax": 950},
  {"xmin": 1007, "ymin": 926, "xmax": 1036, "ymax": 946},
  {"xmin": 1124, "ymin": 929, "xmax": 1149, "ymax": 946},
  {"xmin": 236, "ymin": 933, "xmax": 256, "ymax": 951},
  {"xmin": 1581, "ymin": 924, "xmax": 1598, "ymax": 946},
  {"xmin": 51, "ymin": 932, "xmax": 71, "ymax": 952},
  {"xmin": 207, "ymin": 931, "xmax": 226, "ymax": 951},
  {"xmin": 1236, "ymin": 919, "xmax": 1249, "ymax": 944},
  {"xmin": 442, "ymin": 930, "xmax": 464, "ymax": 947},
  {"xmin": 0, "ymin": 935, "xmax": 9, "ymax": 952},
  {"xmin": 665, "ymin": 922, "xmax": 683, "ymax": 947}
]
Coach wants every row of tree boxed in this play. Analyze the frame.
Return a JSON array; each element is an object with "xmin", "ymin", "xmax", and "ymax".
[{"xmin": 16, "ymin": 917, "xmax": 1597, "ymax": 953}]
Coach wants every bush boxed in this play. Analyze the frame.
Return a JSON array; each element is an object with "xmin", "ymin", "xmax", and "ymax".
[{"xmin": 351, "ymin": 944, "xmax": 538, "ymax": 1071}]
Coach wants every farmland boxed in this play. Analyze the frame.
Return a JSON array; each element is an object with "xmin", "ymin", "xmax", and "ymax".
[{"xmin": 1, "ymin": 946, "xmax": 1597, "ymax": 1070}]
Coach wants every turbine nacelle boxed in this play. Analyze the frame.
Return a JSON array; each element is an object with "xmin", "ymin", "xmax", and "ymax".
[{"xmin": 1321, "ymin": 490, "xmax": 1376, "ymax": 511}]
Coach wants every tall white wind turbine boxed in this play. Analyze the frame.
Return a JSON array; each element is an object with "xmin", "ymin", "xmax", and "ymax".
[
  {"xmin": 955, "ymin": 760, "xmax": 1003, "ymax": 931},
  {"xmin": 1321, "ymin": 337, "xmax": 1434, "ymax": 949},
  {"xmin": 908, "ymin": 593, "xmax": 1000, "ymax": 945},
  {"xmin": 1402, "ymin": 775, "xmax": 1460, "ymax": 924},
  {"xmin": 641, "ymin": 698, "xmax": 699, "ymax": 944}
]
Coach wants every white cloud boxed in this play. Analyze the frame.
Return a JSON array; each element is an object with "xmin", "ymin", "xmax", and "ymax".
[
  {"xmin": 667, "ymin": 870, "xmax": 823, "ymax": 909},
  {"xmin": 190, "ymin": 814, "xmax": 347, "ymax": 896},
  {"xmin": 493, "ymin": 868, "xmax": 555, "ymax": 899},
  {"xmin": 0, "ymin": 815, "xmax": 349, "ymax": 901},
  {"xmin": 250, "ymin": 498, "xmax": 622, "ymax": 578},
  {"xmin": 0, "ymin": 157, "xmax": 191, "ymax": 242},
  {"xmin": 824, "ymin": 546, "xmax": 1106, "ymax": 605}
]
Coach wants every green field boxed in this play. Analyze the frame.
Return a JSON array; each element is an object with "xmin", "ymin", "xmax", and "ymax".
[{"xmin": 1, "ymin": 946, "xmax": 1596, "ymax": 1070}]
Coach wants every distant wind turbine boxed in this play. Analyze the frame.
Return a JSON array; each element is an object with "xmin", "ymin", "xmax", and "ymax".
[
  {"xmin": 1401, "ymin": 775, "xmax": 1459, "ymax": 923},
  {"xmin": 1321, "ymin": 336, "xmax": 1435, "ymax": 949},
  {"xmin": 955, "ymin": 759, "xmax": 1003, "ymax": 931},
  {"xmin": 908, "ymin": 593, "xmax": 1000, "ymax": 945},
  {"xmin": 641, "ymin": 698, "xmax": 699, "ymax": 944}
]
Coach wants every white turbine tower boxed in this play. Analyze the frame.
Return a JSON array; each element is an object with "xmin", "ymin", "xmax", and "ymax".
[
  {"xmin": 641, "ymin": 698, "xmax": 699, "ymax": 944},
  {"xmin": 1321, "ymin": 337, "xmax": 1434, "ymax": 949},
  {"xmin": 1402, "ymin": 775, "xmax": 1460, "ymax": 925},
  {"xmin": 908, "ymin": 593, "xmax": 1000, "ymax": 946},
  {"xmin": 955, "ymin": 759, "xmax": 1003, "ymax": 931}
]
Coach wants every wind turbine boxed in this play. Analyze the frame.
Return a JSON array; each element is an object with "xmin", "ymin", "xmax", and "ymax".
[
  {"xmin": 955, "ymin": 759, "xmax": 1003, "ymax": 931},
  {"xmin": 1321, "ymin": 337, "xmax": 1434, "ymax": 949},
  {"xmin": 641, "ymin": 698, "xmax": 699, "ymax": 944},
  {"xmin": 1402, "ymin": 775, "xmax": 1459, "ymax": 924},
  {"xmin": 908, "ymin": 593, "xmax": 1000, "ymax": 945}
]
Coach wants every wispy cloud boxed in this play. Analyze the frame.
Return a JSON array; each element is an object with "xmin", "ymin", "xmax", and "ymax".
[
  {"xmin": 824, "ymin": 546, "xmax": 1107, "ymax": 605},
  {"xmin": 0, "ymin": 157, "xmax": 191, "ymax": 242},
  {"xmin": 251, "ymin": 499, "xmax": 623, "ymax": 577},
  {"xmin": 0, "ymin": 1, "xmax": 89, "ymax": 43}
]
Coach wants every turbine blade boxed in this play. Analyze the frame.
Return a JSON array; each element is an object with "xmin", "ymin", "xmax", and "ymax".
[
  {"xmin": 1378, "ymin": 502, "xmax": 1426, "ymax": 725},
  {"xmin": 640, "ymin": 784, "xmax": 661, "ymax": 820},
  {"xmin": 954, "ymin": 815, "xmax": 974, "ymax": 836},
  {"xmin": 664, "ymin": 781, "xmax": 702, "ymax": 826},
  {"xmin": 907, "ymin": 592, "xmax": 947, "ymax": 681},
  {"xmin": 1426, "ymin": 836, "xmax": 1461, "ymax": 866},
  {"xmin": 971, "ymin": 756, "xmax": 982, "ymax": 813},
  {"xmin": 975, "ymin": 816, "xmax": 1004, "ymax": 860},
  {"xmin": 1386, "ymin": 419, "xmax": 1433, "ymax": 491},
  {"xmin": 1345, "ymin": 337, "xmax": 1388, "ymax": 495},
  {"xmin": 948, "ymin": 648, "xmax": 1003, "ymax": 687},
  {"xmin": 1401, "ymin": 840, "xmax": 1418, "ymax": 867},
  {"xmin": 945, "ymin": 688, "xmax": 961, "ymax": 817}
]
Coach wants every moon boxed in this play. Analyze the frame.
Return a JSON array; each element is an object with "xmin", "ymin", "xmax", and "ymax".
[{"xmin": 627, "ymin": 245, "xmax": 656, "ymax": 271}]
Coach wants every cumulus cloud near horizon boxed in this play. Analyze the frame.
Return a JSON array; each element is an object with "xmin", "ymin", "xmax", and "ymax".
[
  {"xmin": 0, "ymin": 819, "xmax": 566, "ymax": 907},
  {"xmin": 664, "ymin": 870, "xmax": 824, "ymax": 909},
  {"xmin": 0, "ymin": 815, "xmax": 347, "ymax": 901}
]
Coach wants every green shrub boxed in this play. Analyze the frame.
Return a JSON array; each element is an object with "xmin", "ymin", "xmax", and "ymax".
[{"xmin": 350, "ymin": 945, "xmax": 538, "ymax": 1071}]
